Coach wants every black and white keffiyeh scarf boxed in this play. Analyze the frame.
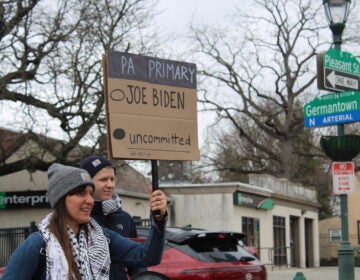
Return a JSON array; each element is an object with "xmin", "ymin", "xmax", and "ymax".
[
  {"xmin": 102, "ymin": 193, "xmax": 122, "ymax": 216},
  {"xmin": 38, "ymin": 213, "xmax": 110, "ymax": 280}
]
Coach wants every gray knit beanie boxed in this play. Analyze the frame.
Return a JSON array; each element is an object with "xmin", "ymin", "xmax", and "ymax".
[{"xmin": 47, "ymin": 163, "xmax": 95, "ymax": 208}]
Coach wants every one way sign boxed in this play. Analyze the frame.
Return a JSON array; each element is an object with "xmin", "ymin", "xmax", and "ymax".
[{"xmin": 325, "ymin": 68, "xmax": 360, "ymax": 92}]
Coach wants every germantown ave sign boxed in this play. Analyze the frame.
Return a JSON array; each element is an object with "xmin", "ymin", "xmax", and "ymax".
[{"xmin": 304, "ymin": 91, "xmax": 360, "ymax": 128}]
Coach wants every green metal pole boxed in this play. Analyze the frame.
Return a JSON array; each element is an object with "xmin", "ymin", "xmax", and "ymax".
[
  {"xmin": 334, "ymin": 38, "xmax": 355, "ymax": 280},
  {"xmin": 338, "ymin": 193, "xmax": 354, "ymax": 280}
]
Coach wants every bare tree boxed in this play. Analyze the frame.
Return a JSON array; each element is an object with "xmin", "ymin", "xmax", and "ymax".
[
  {"xmin": 0, "ymin": 0, "xmax": 161, "ymax": 175},
  {"xmin": 186, "ymin": 0, "xmax": 345, "ymax": 218},
  {"xmin": 191, "ymin": 0, "xmax": 329, "ymax": 181}
]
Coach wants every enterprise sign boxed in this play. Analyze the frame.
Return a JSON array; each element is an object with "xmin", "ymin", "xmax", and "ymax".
[
  {"xmin": 0, "ymin": 191, "xmax": 49, "ymax": 209},
  {"xmin": 233, "ymin": 191, "xmax": 273, "ymax": 210}
]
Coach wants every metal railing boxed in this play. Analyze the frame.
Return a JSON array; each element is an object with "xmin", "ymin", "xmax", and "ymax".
[
  {"xmin": 258, "ymin": 246, "xmax": 293, "ymax": 270},
  {"xmin": 133, "ymin": 218, "xmax": 151, "ymax": 227},
  {"xmin": 0, "ymin": 222, "xmax": 37, "ymax": 267}
]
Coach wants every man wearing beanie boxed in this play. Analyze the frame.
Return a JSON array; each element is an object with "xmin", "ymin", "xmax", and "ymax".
[{"xmin": 80, "ymin": 155, "xmax": 141, "ymax": 280}]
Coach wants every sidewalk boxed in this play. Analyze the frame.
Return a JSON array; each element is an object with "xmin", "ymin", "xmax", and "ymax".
[{"xmin": 267, "ymin": 266, "xmax": 360, "ymax": 280}]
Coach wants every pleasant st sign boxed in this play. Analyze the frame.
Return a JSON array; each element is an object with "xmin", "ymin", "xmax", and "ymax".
[
  {"xmin": 304, "ymin": 90, "xmax": 360, "ymax": 128},
  {"xmin": 102, "ymin": 51, "xmax": 200, "ymax": 161},
  {"xmin": 317, "ymin": 48, "xmax": 360, "ymax": 92}
]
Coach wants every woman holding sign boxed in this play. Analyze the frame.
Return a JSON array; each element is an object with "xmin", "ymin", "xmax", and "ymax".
[{"xmin": 1, "ymin": 163, "xmax": 167, "ymax": 280}]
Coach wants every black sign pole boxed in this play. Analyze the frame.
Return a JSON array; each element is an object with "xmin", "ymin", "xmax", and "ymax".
[{"xmin": 151, "ymin": 159, "xmax": 161, "ymax": 216}]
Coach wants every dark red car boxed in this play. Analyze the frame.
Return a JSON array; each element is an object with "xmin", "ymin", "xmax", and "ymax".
[{"xmin": 136, "ymin": 226, "xmax": 267, "ymax": 280}]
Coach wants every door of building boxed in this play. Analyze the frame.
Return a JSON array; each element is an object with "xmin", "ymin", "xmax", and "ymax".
[
  {"xmin": 290, "ymin": 216, "xmax": 300, "ymax": 267},
  {"xmin": 273, "ymin": 215, "xmax": 287, "ymax": 266}
]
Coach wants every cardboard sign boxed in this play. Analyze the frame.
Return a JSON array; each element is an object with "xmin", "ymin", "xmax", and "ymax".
[{"xmin": 103, "ymin": 51, "xmax": 200, "ymax": 160}]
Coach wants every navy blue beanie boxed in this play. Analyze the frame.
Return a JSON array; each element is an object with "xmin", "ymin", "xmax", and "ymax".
[{"xmin": 80, "ymin": 155, "xmax": 114, "ymax": 178}]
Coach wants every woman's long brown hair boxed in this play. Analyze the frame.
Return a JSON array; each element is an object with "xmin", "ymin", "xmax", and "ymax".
[{"xmin": 48, "ymin": 185, "xmax": 90, "ymax": 280}]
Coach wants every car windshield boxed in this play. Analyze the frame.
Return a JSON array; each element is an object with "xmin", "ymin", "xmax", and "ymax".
[{"xmin": 177, "ymin": 235, "xmax": 256, "ymax": 263}]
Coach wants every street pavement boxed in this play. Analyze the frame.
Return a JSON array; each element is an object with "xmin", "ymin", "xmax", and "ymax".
[{"xmin": 267, "ymin": 266, "xmax": 360, "ymax": 280}]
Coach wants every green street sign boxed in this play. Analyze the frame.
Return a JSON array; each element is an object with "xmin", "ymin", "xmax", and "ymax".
[
  {"xmin": 317, "ymin": 49, "xmax": 360, "ymax": 92},
  {"xmin": 304, "ymin": 91, "xmax": 360, "ymax": 128}
]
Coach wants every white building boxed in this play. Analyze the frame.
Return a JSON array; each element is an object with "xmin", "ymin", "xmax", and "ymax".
[{"xmin": 161, "ymin": 174, "xmax": 320, "ymax": 269}]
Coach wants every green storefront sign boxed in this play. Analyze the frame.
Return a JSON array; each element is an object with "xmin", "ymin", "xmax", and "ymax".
[
  {"xmin": 233, "ymin": 191, "xmax": 273, "ymax": 210},
  {"xmin": 0, "ymin": 191, "xmax": 49, "ymax": 209}
]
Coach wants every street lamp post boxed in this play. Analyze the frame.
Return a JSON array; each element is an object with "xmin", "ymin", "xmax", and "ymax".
[{"xmin": 322, "ymin": 1, "xmax": 354, "ymax": 280}]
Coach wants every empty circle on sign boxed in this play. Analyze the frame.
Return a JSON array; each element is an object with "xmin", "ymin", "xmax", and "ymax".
[{"xmin": 110, "ymin": 89, "xmax": 125, "ymax": 101}]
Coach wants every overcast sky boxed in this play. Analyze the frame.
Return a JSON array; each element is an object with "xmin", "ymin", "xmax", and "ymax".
[
  {"xmin": 155, "ymin": 0, "xmax": 250, "ymax": 47},
  {"xmin": 156, "ymin": 0, "xmax": 242, "ymax": 34}
]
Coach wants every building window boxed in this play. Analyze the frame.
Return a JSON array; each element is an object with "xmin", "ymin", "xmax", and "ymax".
[
  {"xmin": 329, "ymin": 229, "xmax": 342, "ymax": 242},
  {"xmin": 242, "ymin": 217, "xmax": 260, "ymax": 250},
  {"xmin": 358, "ymin": 221, "xmax": 360, "ymax": 244},
  {"xmin": 273, "ymin": 216, "xmax": 286, "ymax": 266}
]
